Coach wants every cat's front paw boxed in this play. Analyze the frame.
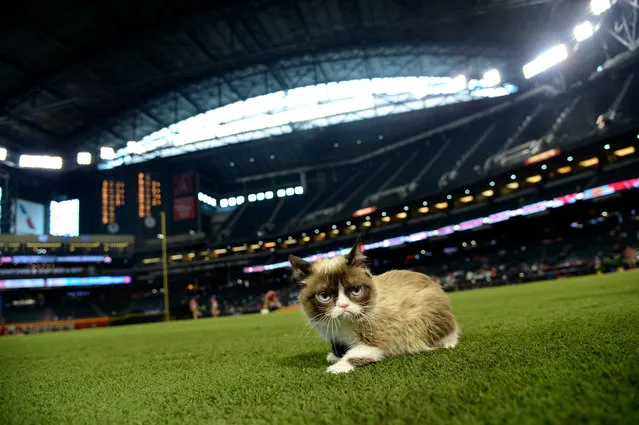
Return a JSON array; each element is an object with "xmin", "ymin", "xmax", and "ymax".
[
  {"xmin": 326, "ymin": 352, "xmax": 340, "ymax": 364},
  {"xmin": 326, "ymin": 361, "xmax": 355, "ymax": 374}
]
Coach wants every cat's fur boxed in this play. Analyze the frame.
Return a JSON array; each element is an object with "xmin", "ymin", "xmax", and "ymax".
[{"xmin": 290, "ymin": 238, "xmax": 459, "ymax": 374}]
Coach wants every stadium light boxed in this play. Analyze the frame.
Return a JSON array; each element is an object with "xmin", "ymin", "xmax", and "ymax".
[
  {"xmin": 19, "ymin": 154, "xmax": 63, "ymax": 170},
  {"xmin": 0, "ymin": 147, "xmax": 7, "ymax": 161},
  {"xmin": 573, "ymin": 21, "xmax": 595, "ymax": 42},
  {"xmin": 127, "ymin": 141, "xmax": 143, "ymax": 155},
  {"xmin": 522, "ymin": 44, "xmax": 568, "ymax": 79},
  {"xmin": 294, "ymin": 186, "xmax": 304, "ymax": 195},
  {"xmin": 277, "ymin": 189, "xmax": 286, "ymax": 197},
  {"xmin": 590, "ymin": 0, "xmax": 611, "ymax": 16},
  {"xmin": 248, "ymin": 194, "xmax": 257, "ymax": 202},
  {"xmin": 236, "ymin": 196, "xmax": 245, "ymax": 205},
  {"xmin": 265, "ymin": 191, "xmax": 274, "ymax": 199},
  {"xmin": 100, "ymin": 147, "xmax": 115, "ymax": 160},
  {"xmin": 285, "ymin": 187, "xmax": 295, "ymax": 196},
  {"xmin": 482, "ymin": 69, "xmax": 501, "ymax": 87},
  {"xmin": 256, "ymin": 192, "xmax": 265, "ymax": 201},
  {"xmin": 220, "ymin": 198, "xmax": 229, "ymax": 208},
  {"xmin": 228, "ymin": 197, "xmax": 237, "ymax": 207},
  {"xmin": 77, "ymin": 152, "xmax": 92, "ymax": 165},
  {"xmin": 197, "ymin": 192, "xmax": 216, "ymax": 207},
  {"xmin": 614, "ymin": 146, "xmax": 635, "ymax": 157}
]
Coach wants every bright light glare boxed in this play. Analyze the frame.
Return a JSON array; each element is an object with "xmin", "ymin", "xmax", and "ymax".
[
  {"xmin": 573, "ymin": 21, "xmax": 595, "ymax": 42},
  {"xmin": 590, "ymin": 0, "xmax": 611, "ymax": 16},
  {"xmin": 0, "ymin": 147, "xmax": 7, "ymax": 161},
  {"xmin": 99, "ymin": 76, "xmax": 518, "ymax": 169},
  {"xmin": 248, "ymin": 194, "xmax": 257, "ymax": 202},
  {"xmin": 277, "ymin": 189, "xmax": 286, "ymax": 197},
  {"xmin": 523, "ymin": 44, "xmax": 568, "ymax": 79},
  {"xmin": 77, "ymin": 152, "xmax": 92, "ymax": 165},
  {"xmin": 49, "ymin": 199, "xmax": 80, "ymax": 236},
  {"xmin": 19, "ymin": 155, "xmax": 63, "ymax": 170},
  {"xmin": 482, "ymin": 69, "xmax": 501, "ymax": 87},
  {"xmin": 294, "ymin": 186, "xmax": 304, "ymax": 195},
  {"xmin": 285, "ymin": 187, "xmax": 295, "ymax": 196},
  {"xmin": 100, "ymin": 147, "xmax": 115, "ymax": 160},
  {"xmin": 220, "ymin": 198, "xmax": 229, "ymax": 208},
  {"xmin": 256, "ymin": 192, "xmax": 265, "ymax": 201},
  {"xmin": 265, "ymin": 191, "xmax": 274, "ymax": 199}
]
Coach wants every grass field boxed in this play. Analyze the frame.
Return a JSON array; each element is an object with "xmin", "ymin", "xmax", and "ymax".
[{"xmin": 1, "ymin": 273, "xmax": 638, "ymax": 425}]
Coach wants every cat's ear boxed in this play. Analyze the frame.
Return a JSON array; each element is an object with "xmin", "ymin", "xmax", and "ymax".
[
  {"xmin": 346, "ymin": 236, "xmax": 366, "ymax": 267},
  {"xmin": 289, "ymin": 255, "xmax": 311, "ymax": 282}
]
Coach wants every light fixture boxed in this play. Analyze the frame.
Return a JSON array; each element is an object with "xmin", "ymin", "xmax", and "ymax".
[
  {"xmin": 381, "ymin": 216, "xmax": 391, "ymax": 222},
  {"xmin": 446, "ymin": 195, "xmax": 452, "ymax": 200},
  {"xmin": 435, "ymin": 202, "xmax": 448, "ymax": 210},
  {"xmin": 100, "ymin": 147, "xmax": 115, "ymax": 160},
  {"xmin": 482, "ymin": 189, "xmax": 494, "ymax": 197},
  {"xmin": 294, "ymin": 186, "xmax": 304, "ymax": 195},
  {"xmin": 567, "ymin": 156, "xmax": 573, "ymax": 162},
  {"xmin": 541, "ymin": 164, "xmax": 547, "ymax": 170},
  {"xmin": 489, "ymin": 181, "xmax": 495, "ymax": 187},
  {"xmin": 236, "ymin": 196, "xmax": 245, "ymax": 205},
  {"xmin": 127, "ymin": 141, "xmax": 143, "ymax": 155},
  {"xmin": 590, "ymin": 0, "xmax": 611, "ymax": 16},
  {"xmin": 464, "ymin": 189, "xmax": 470, "ymax": 195},
  {"xmin": 526, "ymin": 175, "xmax": 542, "ymax": 184},
  {"xmin": 361, "ymin": 221, "xmax": 372, "ymax": 227},
  {"xmin": 381, "ymin": 212, "xmax": 387, "ymax": 217},
  {"xmin": 418, "ymin": 206, "xmax": 429, "ymax": 213},
  {"xmin": 579, "ymin": 157, "xmax": 600, "ymax": 167},
  {"xmin": 422, "ymin": 201, "xmax": 428, "ymax": 206},
  {"xmin": 265, "ymin": 191, "xmax": 274, "ymax": 199},
  {"xmin": 76, "ymin": 152, "xmax": 91, "ymax": 166},
  {"xmin": 482, "ymin": 69, "xmax": 501, "ymax": 87},
  {"xmin": 557, "ymin": 166, "xmax": 572, "ymax": 174},
  {"xmin": 220, "ymin": 198, "xmax": 229, "ymax": 208},
  {"xmin": 403, "ymin": 206, "xmax": 409, "ymax": 211},
  {"xmin": 256, "ymin": 192, "xmax": 265, "ymax": 201},
  {"xmin": 228, "ymin": 197, "xmax": 237, "ymax": 207},
  {"xmin": 332, "ymin": 225, "xmax": 337, "ymax": 229},
  {"xmin": 510, "ymin": 174, "xmax": 517, "ymax": 180},
  {"xmin": 19, "ymin": 155, "xmax": 63, "ymax": 170},
  {"xmin": 573, "ymin": 21, "xmax": 595, "ymax": 42},
  {"xmin": 614, "ymin": 146, "xmax": 635, "ymax": 157},
  {"xmin": 248, "ymin": 194, "xmax": 257, "ymax": 202},
  {"xmin": 460, "ymin": 195, "xmax": 474, "ymax": 203},
  {"xmin": 277, "ymin": 189, "xmax": 286, "ymax": 197},
  {"xmin": 523, "ymin": 44, "xmax": 568, "ymax": 79},
  {"xmin": 506, "ymin": 182, "xmax": 519, "ymax": 190},
  {"xmin": 396, "ymin": 212, "xmax": 408, "ymax": 219},
  {"xmin": 285, "ymin": 187, "xmax": 295, "ymax": 196}
]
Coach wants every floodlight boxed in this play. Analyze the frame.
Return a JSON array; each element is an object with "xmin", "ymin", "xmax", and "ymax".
[
  {"xmin": 228, "ymin": 197, "xmax": 237, "ymax": 207},
  {"xmin": 285, "ymin": 187, "xmax": 295, "ymax": 196},
  {"xmin": 236, "ymin": 196, "xmax": 245, "ymax": 205},
  {"xmin": 19, "ymin": 155, "xmax": 63, "ymax": 170},
  {"xmin": 265, "ymin": 191, "xmax": 274, "ymax": 199},
  {"xmin": 573, "ymin": 21, "xmax": 595, "ymax": 42},
  {"xmin": 0, "ymin": 147, "xmax": 7, "ymax": 161},
  {"xmin": 590, "ymin": 0, "xmax": 611, "ymax": 16},
  {"xmin": 256, "ymin": 192, "xmax": 265, "ymax": 201},
  {"xmin": 220, "ymin": 198, "xmax": 229, "ymax": 208},
  {"xmin": 482, "ymin": 69, "xmax": 501, "ymax": 87},
  {"xmin": 522, "ymin": 44, "xmax": 568, "ymax": 79},
  {"xmin": 277, "ymin": 189, "xmax": 286, "ymax": 197},
  {"xmin": 248, "ymin": 194, "xmax": 257, "ymax": 202},
  {"xmin": 294, "ymin": 186, "xmax": 304, "ymax": 195},
  {"xmin": 77, "ymin": 152, "xmax": 92, "ymax": 165},
  {"xmin": 100, "ymin": 147, "xmax": 115, "ymax": 160}
]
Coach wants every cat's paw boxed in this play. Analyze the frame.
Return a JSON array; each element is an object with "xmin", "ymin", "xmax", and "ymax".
[
  {"xmin": 326, "ymin": 361, "xmax": 355, "ymax": 374},
  {"xmin": 326, "ymin": 352, "xmax": 340, "ymax": 364}
]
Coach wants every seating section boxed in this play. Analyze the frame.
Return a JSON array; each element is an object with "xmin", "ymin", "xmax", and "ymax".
[{"xmin": 210, "ymin": 73, "xmax": 639, "ymax": 240}]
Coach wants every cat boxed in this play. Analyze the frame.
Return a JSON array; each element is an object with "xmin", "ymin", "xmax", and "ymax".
[{"xmin": 289, "ymin": 237, "xmax": 459, "ymax": 374}]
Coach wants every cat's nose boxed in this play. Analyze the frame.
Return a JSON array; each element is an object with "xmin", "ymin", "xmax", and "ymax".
[{"xmin": 338, "ymin": 303, "xmax": 349, "ymax": 309}]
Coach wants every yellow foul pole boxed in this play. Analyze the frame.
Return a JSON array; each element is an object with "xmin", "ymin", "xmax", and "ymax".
[{"xmin": 160, "ymin": 211, "xmax": 170, "ymax": 321}]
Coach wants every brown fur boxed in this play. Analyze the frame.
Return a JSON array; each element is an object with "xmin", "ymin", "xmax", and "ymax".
[{"xmin": 291, "ymin": 241, "xmax": 458, "ymax": 367}]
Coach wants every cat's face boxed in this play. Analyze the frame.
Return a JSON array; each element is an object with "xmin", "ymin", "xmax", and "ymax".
[{"xmin": 290, "ymin": 239, "xmax": 375, "ymax": 322}]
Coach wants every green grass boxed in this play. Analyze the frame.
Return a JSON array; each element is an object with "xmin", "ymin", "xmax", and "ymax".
[{"xmin": 1, "ymin": 273, "xmax": 638, "ymax": 425}]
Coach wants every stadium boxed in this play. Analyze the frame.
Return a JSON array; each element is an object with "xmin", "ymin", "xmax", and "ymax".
[{"xmin": 1, "ymin": 0, "xmax": 638, "ymax": 423}]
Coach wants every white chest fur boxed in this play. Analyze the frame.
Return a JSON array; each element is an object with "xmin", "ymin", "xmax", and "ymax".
[{"xmin": 313, "ymin": 318, "xmax": 359, "ymax": 346}]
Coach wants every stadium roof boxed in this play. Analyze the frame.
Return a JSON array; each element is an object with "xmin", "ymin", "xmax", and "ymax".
[{"xmin": 0, "ymin": 0, "xmax": 587, "ymax": 159}]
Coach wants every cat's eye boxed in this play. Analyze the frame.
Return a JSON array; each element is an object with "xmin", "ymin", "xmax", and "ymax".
[
  {"xmin": 316, "ymin": 292, "xmax": 332, "ymax": 303},
  {"xmin": 350, "ymin": 286, "xmax": 363, "ymax": 296}
]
